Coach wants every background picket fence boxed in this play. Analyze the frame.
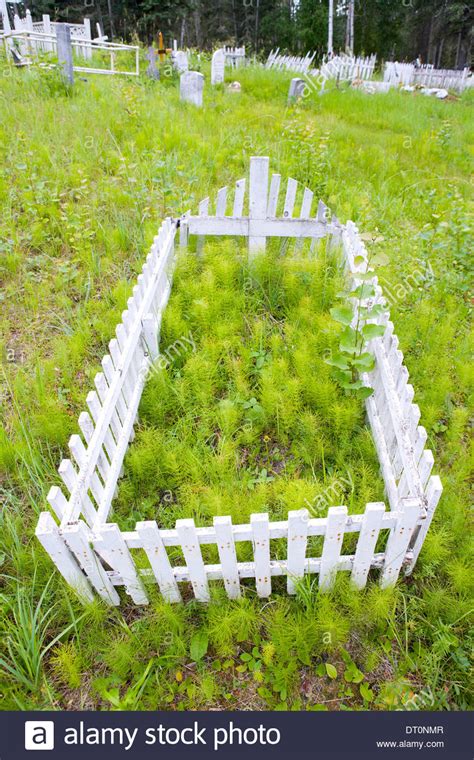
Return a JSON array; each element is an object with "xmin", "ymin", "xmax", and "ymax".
[
  {"xmin": 266, "ymin": 48, "xmax": 316, "ymax": 74},
  {"xmin": 36, "ymin": 157, "xmax": 441, "ymax": 606},
  {"xmin": 319, "ymin": 54, "xmax": 377, "ymax": 87},
  {"xmin": 384, "ymin": 61, "xmax": 472, "ymax": 92},
  {"xmin": 224, "ymin": 46, "xmax": 245, "ymax": 68}
]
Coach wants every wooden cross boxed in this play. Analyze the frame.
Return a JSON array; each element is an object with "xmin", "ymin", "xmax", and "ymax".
[{"xmin": 157, "ymin": 31, "xmax": 171, "ymax": 62}]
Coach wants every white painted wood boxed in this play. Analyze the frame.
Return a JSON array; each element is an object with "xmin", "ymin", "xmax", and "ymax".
[
  {"xmin": 141, "ymin": 313, "xmax": 159, "ymax": 360},
  {"xmin": 86, "ymin": 390, "xmax": 117, "ymax": 463},
  {"xmin": 94, "ymin": 523, "xmax": 148, "ymax": 604},
  {"xmin": 187, "ymin": 216, "xmax": 340, "ymax": 238},
  {"xmin": 233, "ymin": 179, "xmax": 245, "ymax": 217},
  {"xmin": 36, "ymin": 512, "xmax": 94, "ymax": 602},
  {"xmin": 96, "ymin": 355, "xmax": 149, "ymax": 524},
  {"xmin": 405, "ymin": 475, "xmax": 443, "ymax": 573},
  {"xmin": 319, "ymin": 506, "xmax": 347, "ymax": 590},
  {"xmin": 62, "ymin": 520, "xmax": 120, "ymax": 604},
  {"xmin": 136, "ymin": 521, "xmax": 182, "ymax": 602},
  {"xmin": 60, "ymin": 220, "xmax": 177, "ymax": 526},
  {"xmin": 267, "ymin": 174, "xmax": 281, "ymax": 217},
  {"xmin": 287, "ymin": 509, "xmax": 309, "ymax": 594},
  {"xmin": 216, "ymin": 186, "xmax": 228, "ymax": 216},
  {"xmin": 59, "ymin": 458, "xmax": 97, "ymax": 525},
  {"xmin": 78, "ymin": 411, "xmax": 110, "ymax": 483},
  {"xmin": 380, "ymin": 498, "xmax": 421, "ymax": 587},
  {"xmin": 248, "ymin": 156, "xmax": 269, "ymax": 254},
  {"xmin": 300, "ymin": 187, "xmax": 314, "ymax": 218},
  {"xmin": 46, "ymin": 485, "xmax": 67, "ymax": 520},
  {"xmin": 251, "ymin": 512, "xmax": 271, "ymax": 597},
  {"xmin": 351, "ymin": 503, "xmax": 385, "ymax": 588},
  {"xmin": 214, "ymin": 516, "xmax": 241, "ymax": 598},
  {"xmin": 69, "ymin": 434, "xmax": 104, "ymax": 509},
  {"xmin": 283, "ymin": 177, "xmax": 298, "ymax": 218},
  {"xmin": 176, "ymin": 519, "xmax": 210, "ymax": 601}
]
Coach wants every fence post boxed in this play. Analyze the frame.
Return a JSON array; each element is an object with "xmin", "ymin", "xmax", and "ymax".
[
  {"xmin": 56, "ymin": 23, "xmax": 74, "ymax": 86},
  {"xmin": 36, "ymin": 512, "xmax": 94, "ymax": 603},
  {"xmin": 43, "ymin": 14, "xmax": 53, "ymax": 52},
  {"xmin": 84, "ymin": 17, "xmax": 92, "ymax": 60},
  {"xmin": 248, "ymin": 156, "xmax": 269, "ymax": 257}
]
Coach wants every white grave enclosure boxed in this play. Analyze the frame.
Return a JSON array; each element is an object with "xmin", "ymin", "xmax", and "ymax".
[
  {"xmin": 36, "ymin": 157, "xmax": 442, "ymax": 606},
  {"xmin": 211, "ymin": 48, "xmax": 225, "ymax": 84},
  {"xmin": 180, "ymin": 71, "xmax": 204, "ymax": 106}
]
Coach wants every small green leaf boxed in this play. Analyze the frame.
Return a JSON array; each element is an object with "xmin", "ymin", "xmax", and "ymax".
[
  {"xmin": 325, "ymin": 354, "xmax": 350, "ymax": 370},
  {"xmin": 352, "ymin": 283, "xmax": 376, "ymax": 299},
  {"xmin": 350, "ymin": 271, "xmax": 374, "ymax": 281},
  {"xmin": 354, "ymin": 255, "xmax": 366, "ymax": 265},
  {"xmin": 325, "ymin": 663, "xmax": 338, "ymax": 679},
  {"xmin": 371, "ymin": 251, "xmax": 390, "ymax": 266},
  {"xmin": 190, "ymin": 631, "xmax": 208, "ymax": 662},
  {"xmin": 330, "ymin": 305, "xmax": 354, "ymax": 326},
  {"xmin": 352, "ymin": 353, "xmax": 375, "ymax": 371},
  {"xmin": 334, "ymin": 369, "xmax": 353, "ymax": 384},
  {"xmin": 356, "ymin": 386, "xmax": 374, "ymax": 399},
  {"xmin": 339, "ymin": 326, "xmax": 358, "ymax": 352},
  {"xmin": 360, "ymin": 682, "xmax": 375, "ymax": 702},
  {"xmin": 362, "ymin": 323, "xmax": 385, "ymax": 340}
]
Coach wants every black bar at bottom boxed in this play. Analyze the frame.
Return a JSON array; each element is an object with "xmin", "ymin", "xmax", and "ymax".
[{"xmin": 1, "ymin": 710, "xmax": 472, "ymax": 759}]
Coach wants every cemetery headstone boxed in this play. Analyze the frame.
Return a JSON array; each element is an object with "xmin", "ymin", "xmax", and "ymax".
[
  {"xmin": 146, "ymin": 47, "xmax": 160, "ymax": 80},
  {"xmin": 180, "ymin": 71, "xmax": 204, "ymax": 106},
  {"xmin": 56, "ymin": 23, "xmax": 74, "ymax": 86},
  {"xmin": 211, "ymin": 48, "xmax": 226, "ymax": 85},
  {"xmin": 174, "ymin": 50, "xmax": 188, "ymax": 74},
  {"xmin": 288, "ymin": 77, "xmax": 306, "ymax": 102}
]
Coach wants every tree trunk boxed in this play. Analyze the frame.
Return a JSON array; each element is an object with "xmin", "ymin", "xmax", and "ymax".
[
  {"xmin": 106, "ymin": 0, "xmax": 115, "ymax": 40},
  {"xmin": 328, "ymin": 0, "xmax": 334, "ymax": 56}
]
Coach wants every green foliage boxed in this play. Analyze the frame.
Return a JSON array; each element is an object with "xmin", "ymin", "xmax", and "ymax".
[{"xmin": 0, "ymin": 61, "xmax": 472, "ymax": 712}]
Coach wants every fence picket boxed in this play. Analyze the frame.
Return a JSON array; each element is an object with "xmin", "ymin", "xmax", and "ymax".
[
  {"xmin": 36, "ymin": 512, "xmax": 94, "ymax": 603},
  {"xmin": 176, "ymin": 518, "xmax": 210, "ymax": 601},
  {"xmin": 283, "ymin": 177, "xmax": 298, "ymax": 218},
  {"xmin": 216, "ymin": 186, "xmax": 228, "ymax": 216},
  {"xmin": 136, "ymin": 521, "xmax": 182, "ymax": 602},
  {"xmin": 251, "ymin": 513, "xmax": 271, "ymax": 597},
  {"xmin": 249, "ymin": 156, "xmax": 269, "ymax": 254},
  {"xmin": 214, "ymin": 516, "xmax": 241, "ymax": 598},
  {"xmin": 267, "ymin": 173, "xmax": 281, "ymax": 216},
  {"xmin": 351, "ymin": 503, "xmax": 385, "ymax": 588},
  {"xmin": 319, "ymin": 506, "xmax": 347, "ymax": 590},
  {"xmin": 94, "ymin": 523, "xmax": 148, "ymax": 605},
  {"xmin": 62, "ymin": 520, "xmax": 120, "ymax": 604},
  {"xmin": 287, "ymin": 509, "xmax": 309, "ymax": 594},
  {"xmin": 380, "ymin": 498, "xmax": 420, "ymax": 587},
  {"xmin": 405, "ymin": 475, "xmax": 442, "ymax": 573},
  {"xmin": 232, "ymin": 179, "xmax": 245, "ymax": 216}
]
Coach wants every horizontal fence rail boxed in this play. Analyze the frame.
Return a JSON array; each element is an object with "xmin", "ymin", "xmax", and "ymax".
[{"xmin": 36, "ymin": 157, "xmax": 442, "ymax": 605}]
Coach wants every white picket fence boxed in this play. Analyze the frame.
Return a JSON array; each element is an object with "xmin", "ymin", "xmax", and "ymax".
[
  {"xmin": 8, "ymin": 10, "xmax": 95, "ymax": 59},
  {"xmin": 319, "ymin": 54, "xmax": 377, "ymax": 87},
  {"xmin": 36, "ymin": 157, "xmax": 442, "ymax": 606},
  {"xmin": 1, "ymin": 27, "xmax": 140, "ymax": 76},
  {"xmin": 384, "ymin": 62, "xmax": 472, "ymax": 92},
  {"xmin": 266, "ymin": 48, "xmax": 316, "ymax": 74},
  {"xmin": 224, "ymin": 46, "xmax": 245, "ymax": 68}
]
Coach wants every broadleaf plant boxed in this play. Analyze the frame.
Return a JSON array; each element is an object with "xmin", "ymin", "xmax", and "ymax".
[{"xmin": 326, "ymin": 234, "xmax": 388, "ymax": 399}]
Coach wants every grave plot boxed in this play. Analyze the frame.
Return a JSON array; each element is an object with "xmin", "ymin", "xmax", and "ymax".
[{"xmin": 36, "ymin": 157, "xmax": 442, "ymax": 606}]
